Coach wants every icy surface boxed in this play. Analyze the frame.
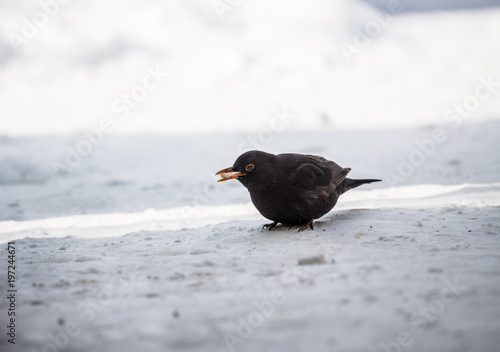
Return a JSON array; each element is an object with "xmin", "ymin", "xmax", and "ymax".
[{"xmin": 1, "ymin": 122, "xmax": 500, "ymax": 352}]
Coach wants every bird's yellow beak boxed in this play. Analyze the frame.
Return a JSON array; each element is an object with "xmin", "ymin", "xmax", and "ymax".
[{"xmin": 215, "ymin": 167, "xmax": 245, "ymax": 182}]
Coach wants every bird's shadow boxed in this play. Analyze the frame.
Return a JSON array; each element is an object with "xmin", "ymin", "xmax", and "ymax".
[
  {"xmin": 321, "ymin": 208, "xmax": 373, "ymax": 223},
  {"xmin": 258, "ymin": 208, "xmax": 374, "ymax": 233}
]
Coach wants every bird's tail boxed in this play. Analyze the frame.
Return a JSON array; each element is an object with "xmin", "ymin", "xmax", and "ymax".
[{"xmin": 339, "ymin": 178, "xmax": 381, "ymax": 194}]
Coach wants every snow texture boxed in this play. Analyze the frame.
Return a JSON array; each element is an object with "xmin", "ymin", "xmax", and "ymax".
[{"xmin": 1, "ymin": 122, "xmax": 499, "ymax": 352}]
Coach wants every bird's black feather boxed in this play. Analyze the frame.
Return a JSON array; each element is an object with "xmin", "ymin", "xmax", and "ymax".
[{"xmin": 222, "ymin": 150, "xmax": 381, "ymax": 230}]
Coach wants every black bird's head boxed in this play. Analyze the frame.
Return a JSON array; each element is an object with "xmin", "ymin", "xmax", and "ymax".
[{"xmin": 216, "ymin": 150, "xmax": 276, "ymax": 189}]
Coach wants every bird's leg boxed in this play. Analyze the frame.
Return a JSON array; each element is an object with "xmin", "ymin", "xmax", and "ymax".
[
  {"xmin": 297, "ymin": 219, "xmax": 314, "ymax": 232},
  {"xmin": 262, "ymin": 221, "xmax": 278, "ymax": 231}
]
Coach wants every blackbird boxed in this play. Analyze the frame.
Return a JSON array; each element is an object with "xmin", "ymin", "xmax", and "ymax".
[{"xmin": 216, "ymin": 150, "xmax": 381, "ymax": 231}]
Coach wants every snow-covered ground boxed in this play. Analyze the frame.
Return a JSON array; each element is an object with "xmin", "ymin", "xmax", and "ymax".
[
  {"xmin": 1, "ymin": 120, "xmax": 499, "ymax": 352},
  {"xmin": 1, "ymin": 0, "xmax": 500, "ymax": 351}
]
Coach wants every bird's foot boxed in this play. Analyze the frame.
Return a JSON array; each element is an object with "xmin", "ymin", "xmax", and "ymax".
[
  {"xmin": 297, "ymin": 219, "xmax": 314, "ymax": 232},
  {"xmin": 262, "ymin": 221, "xmax": 278, "ymax": 231}
]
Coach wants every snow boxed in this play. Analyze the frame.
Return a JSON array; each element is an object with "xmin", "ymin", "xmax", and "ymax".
[
  {"xmin": 1, "ymin": 121, "xmax": 500, "ymax": 352},
  {"xmin": 1, "ymin": 1, "xmax": 500, "ymax": 136},
  {"xmin": 1, "ymin": 0, "xmax": 500, "ymax": 351}
]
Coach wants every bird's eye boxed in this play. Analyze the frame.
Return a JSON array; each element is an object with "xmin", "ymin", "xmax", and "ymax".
[{"xmin": 245, "ymin": 164, "xmax": 254, "ymax": 172}]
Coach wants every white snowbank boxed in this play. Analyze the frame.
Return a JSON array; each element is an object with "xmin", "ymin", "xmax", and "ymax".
[{"xmin": 0, "ymin": 1, "xmax": 500, "ymax": 136}]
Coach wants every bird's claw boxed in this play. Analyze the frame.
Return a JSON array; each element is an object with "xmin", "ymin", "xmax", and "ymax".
[
  {"xmin": 297, "ymin": 219, "xmax": 314, "ymax": 232},
  {"xmin": 262, "ymin": 219, "xmax": 314, "ymax": 232},
  {"xmin": 262, "ymin": 221, "xmax": 278, "ymax": 231}
]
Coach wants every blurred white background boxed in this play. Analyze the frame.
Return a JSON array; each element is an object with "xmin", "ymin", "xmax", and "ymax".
[{"xmin": 1, "ymin": 0, "xmax": 499, "ymax": 136}]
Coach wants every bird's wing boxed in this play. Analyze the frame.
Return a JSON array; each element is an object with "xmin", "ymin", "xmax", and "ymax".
[{"xmin": 288, "ymin": 155, "xmax": 351, "ymax": 199}]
